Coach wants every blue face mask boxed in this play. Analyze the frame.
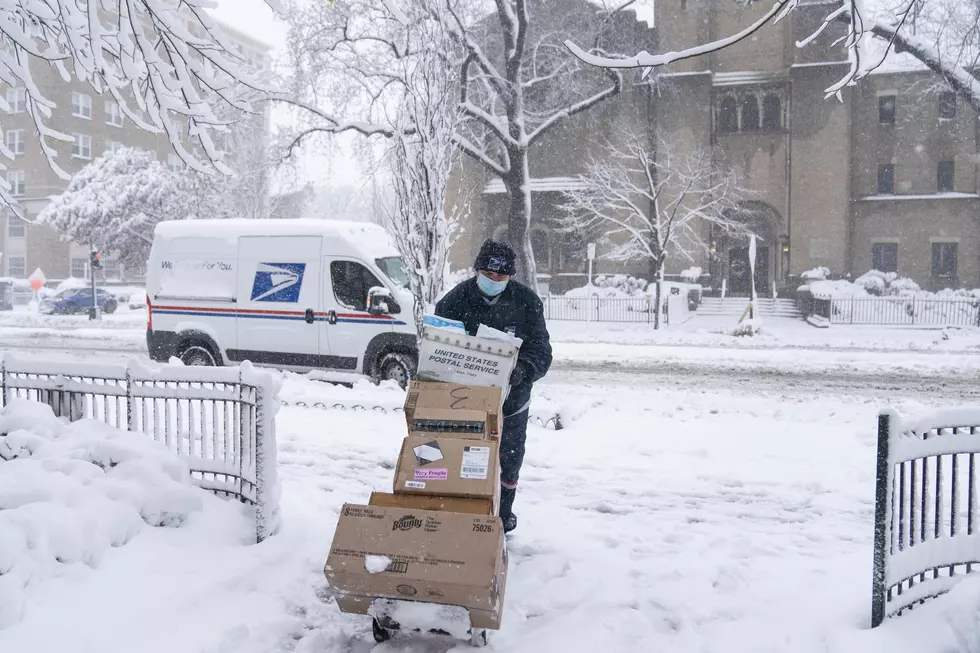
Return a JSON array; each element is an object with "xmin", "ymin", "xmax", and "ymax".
[{"xmin": 477, "ymin": 272, "xmax": 508, "ymax": 297}]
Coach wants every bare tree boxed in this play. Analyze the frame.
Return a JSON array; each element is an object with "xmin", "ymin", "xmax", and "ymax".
[
  {"xmin": 560, "ymin": 133, "xmax": 752, "ymax": 327},
  {"xmin": 383, "ymin": 12, "xmax": 464, "ymax": 339},
  {"xmin": 281, "ymin": 0, "xmax": 649, "ymax": 290},
  {"xmin": 0, "ymin": 1, "xmax": 281, "ymax": 211},
  {"xmin": 564, "ymin": 0, "xmax": 980, "ymax": 115}
]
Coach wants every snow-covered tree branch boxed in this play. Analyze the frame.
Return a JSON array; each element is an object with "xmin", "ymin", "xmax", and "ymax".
[
  {"xmin": 0, "ymin": 0, "xmax": 281, "ymax": 210},
  {"xmin": 560, "ymin": 133, "xmax": 752, "ymax": 325},
  {"xmin": 564, "ymin": 0, "xmax": 980, "ymax": 115},
  {"xmin": 383, "ymin": 13, "xmax": 464, "ymax": 339},
  {"xmin": 36, "ymin": 148, "xmax": 236, "ymax": 269},
  {"xmin": 283, "ymin": 0, "xmax": 646, "ymax": 290}
]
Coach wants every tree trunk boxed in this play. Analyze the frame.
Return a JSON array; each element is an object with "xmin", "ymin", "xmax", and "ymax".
[{"xmin": 503, "ymin": 149, "xmax": 537, "ymax": 292}]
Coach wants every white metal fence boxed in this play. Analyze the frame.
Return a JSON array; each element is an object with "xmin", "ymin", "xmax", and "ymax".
[
  {"xmin": 813, "ymin": 296, "xmax": 980, "ymax": 327},
  {"xmin": 872, "ymin": 408, "xmax": 980, "ymax": 627},
  {"xmin": 0, "ymin": 355, "xmax": 281, "ymax": 542},
  {"xmin": 543, "ymin": 284, "xmax": 698, "ymax": 325}
]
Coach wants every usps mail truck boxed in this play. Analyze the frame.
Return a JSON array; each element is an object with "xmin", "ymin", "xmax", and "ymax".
[{"xmin": 145, "ymin": 219, "xmax": 418, "ymax": 385}]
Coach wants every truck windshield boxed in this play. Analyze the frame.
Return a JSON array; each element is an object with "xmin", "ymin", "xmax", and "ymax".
[{"xmin": 375, "ymin": 256, "xmax": 410, "ymax": 289}]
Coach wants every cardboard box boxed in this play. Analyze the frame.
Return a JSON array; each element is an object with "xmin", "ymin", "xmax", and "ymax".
[
  {"xmin": 369, "ymin": 491, "xmax": 494, "ymax": 516},
  {"xmin": 405, "ymin": 381, "xmax": 503, "ymax": 437},
  {"xmin": 324, "ymin": 504, "xmax": 508, "ymax": 629},
  {"xmin": 408, "ymin": 407, "xmax": 490, "ymax": 440},
  {"xmin": 416, "ymin": 325, "xmax": 520, "ymax": 388},
  {"xmin": 394, "ymin": 436, "xmax": 499, "ymax": 508}
]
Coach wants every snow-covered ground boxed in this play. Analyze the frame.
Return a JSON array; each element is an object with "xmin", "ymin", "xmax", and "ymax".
[{"xmin": 2, "ymin": 362, "xmax": 980, "ymax": 652}]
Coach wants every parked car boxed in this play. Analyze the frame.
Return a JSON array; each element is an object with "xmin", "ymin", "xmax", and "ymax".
[
  {"xmin": 145, "ymin": 218, "xmax": 416, "ymax": 385},
  {"xmin": 39, "ymin": 287, "xmax": 118, "ymax": 315},
  {"xmin": 128, "ymin": 290, "xmax": 148, "ymax": 310}
]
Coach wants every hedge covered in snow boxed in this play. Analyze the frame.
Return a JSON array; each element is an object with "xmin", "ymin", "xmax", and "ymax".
[{"xmin": 800, "ymin": 269, "xmax": 980, "ymax": 300}]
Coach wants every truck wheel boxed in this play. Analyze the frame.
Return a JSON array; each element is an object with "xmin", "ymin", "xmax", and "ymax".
[
  {"xmin": 178, "ymin": 343, "xmax": 217, "ymax": 367},
  {"xmin": 375, "ymin": 351, "xmax": 416, "ymax": 389}
]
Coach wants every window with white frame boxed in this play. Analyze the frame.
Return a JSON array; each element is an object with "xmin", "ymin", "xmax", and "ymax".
[
  {"xmin": 167, "ymin": 153, "xmax": 184, "ymax": 173},
  {"xmin": 70, "ymin": 258, "xmax": 88, "ymax": 279},
  {"xmin": 71, "ymin": 92, "xmax": 92, "ymax": 119},
  {"xmin": 5, "ymin": 88, "xmax": 25, "ymax": 113},
  {"xmin": 72, "ymin": 133, "xmax": 92, "ymax": 159},
  {"xmin": 7, "ymin": 256, "xmax": 25, "ymax": 277},
  {"xmin": 105, "ymin": 141, "xmax": 124, "ymax": 155},
  {"xmin": 7, "ymin": 214, "xmax": 26, "ymax": 238},
  {"xmin": 6, "ymin": 129, "xmax": 24, "ymax": 156},
  {"xmin": 6, "ymin": 171, "xmax": 25, "ymax": 196},
  {"xmin": 105, "ymin": 100, "xmax": 124, "ymax": 127},
  {"xmin": 103, "ymin": 258, "xmax": 121, "ymax": 279}
]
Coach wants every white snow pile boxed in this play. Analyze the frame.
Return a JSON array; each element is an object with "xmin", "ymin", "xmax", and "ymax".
[
  {"xmin": 364, "ymin": 555, "xmax": 392, "ymax": 574},
  {"xmin": 0, "ymin": 399, "xmax": 224, "ymax": 629},
  {"xmin": 680, "ymin": 266, "xmax": 702, "ymax": 282},
  {"xmin": 563, "ymin": 274, "xmax": 700, "ymax": 299},
  {"xmin": 728, "ymin": 317, "xmax": 764, "ymax": 337},
  {"xmin": 801, "ymin": 269, "xmax": 980, "ymax": 300}
]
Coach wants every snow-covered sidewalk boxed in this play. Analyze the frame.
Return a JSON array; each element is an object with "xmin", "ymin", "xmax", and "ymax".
[{"xmin": 2, "ymin": 372, "xmax": 980, "ymax": 652}]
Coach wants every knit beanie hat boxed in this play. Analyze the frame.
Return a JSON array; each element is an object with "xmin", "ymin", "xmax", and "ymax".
[{"xmin": 473, "ymin": 238, "xmax": 517, "ymax": 276}]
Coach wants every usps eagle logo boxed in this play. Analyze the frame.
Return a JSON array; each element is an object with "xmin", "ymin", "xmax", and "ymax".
[{"xmin": 250, "ymin": 263, "xmax": 306, "ymax": 302}]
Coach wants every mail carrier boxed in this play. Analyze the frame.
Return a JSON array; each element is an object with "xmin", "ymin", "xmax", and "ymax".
[{"xmin": 145, "ymin": 219, "xmax": 418, "ymax": 385}]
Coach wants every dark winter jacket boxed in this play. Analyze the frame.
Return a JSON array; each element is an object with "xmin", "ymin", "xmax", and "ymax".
[{"xmin": 435, "ymin": 276, "xmax": 552, "ymax": 416}]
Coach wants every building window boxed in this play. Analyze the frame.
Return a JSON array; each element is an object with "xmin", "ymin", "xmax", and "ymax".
[
  {"xmin": 6, "ymin": 88, "xmax": 25, "ymax": 113},
  {"xmin": 103, "ymin": 259, "xmax": 121, "ymax": 279},
  {"xmin": 871, "ymin": 243, "xmax": 898, "ymax": 273},
  {"xmin": 71, "ymin": 92, "xmax": 92, "ymax": 119},
  {"xmin": 7, "ymin": 256, "xmax": 25, "ymax": 277},
  {"xmin": 939, "ymin": 92, "xmax": 956, "ymax": 120},
  {"xmin": 72, "ymin": 133, "xmax": 92, "ymax": 159},
  {"xmin": 6, "ymin": 171, "xmax": 25, "ymax": 196},
  {"xmin": 167, "ymin": 153, "xmax": 184, "ymax": 173},
  {"xmin": 7, "ymin": 214, "xmax": 25, "ymax": 238},
  {"xmin": 719, "ymin": 96, "xmax": 738, "ymax": 133},
  {"xmin": 878, "ymin": 95, "xmax": 896, "ymax": 125},
  {"xmin": 740, "ymin": 95, "xmax": 760, "ymax": 132},
  {"xmin": 877, "ymin": 164, "xmax": 894, "ymax": 194},
  {"xmin": 6, "ymin": 129, "xmax": 24, "ymax": 156},
  {"xmin": 937, "ymin": 160, "xmax": 955, "ymax": 193},
  {"xmin": 70, "ymin": 257, "xmax": 88, "ymax": 279},
  {"xmin": 105, "ymin": 101, "xmax": 124, "ymax": 127},
  {"xmin": 931, "ymin": 242, "xmax": 958, "ymax": 278},
  {"xmin": 105, "ymin": 141, "xmax": 124, "ymax": 155},
  {"xmin": 762, "ymin": 94, "xmax": 781, "ymax": 131}
]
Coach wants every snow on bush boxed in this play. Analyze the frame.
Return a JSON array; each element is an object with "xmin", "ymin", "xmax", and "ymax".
[
  {"xmin": 803, "ymin": 269, "xmax": 979, "ymax": 301},
  {"xmin": 0, "ymin": 399, "xmax": 216, "ymax": 628},
  {"xmin": 680, "ymin": 267, "xmax": 702, "ymax": 283},
  {"xmin": 854, "ymin": 270, "xmax": 921, "ymax": 297},
  {"xmin": 801, "ymin": 266, "xmax": 830, "ymax": 281},
  {"xmin": 728, "ymin": 318, "xmax": 764, "ymax": 337},
  {"xmin": 596, "ymin": 274, "xmax": 648, "ymax": 295}
]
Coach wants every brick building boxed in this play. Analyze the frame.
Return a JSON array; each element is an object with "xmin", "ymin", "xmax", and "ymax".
[
  {"xmin": 0, "ymin": 15, "xmax": 271, "ymax": 284},
  {"xmin": 450, "ymin": 0, "xmax": 980, "ymax": 294}
]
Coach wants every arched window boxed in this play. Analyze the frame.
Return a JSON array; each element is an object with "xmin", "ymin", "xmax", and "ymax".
[
  {"xmin": 741, "ymin": 94, "xmax": 760, "ymax": 132},
  {"xmin": 763, "ymin": 94, "xmax": 782, "ymax": 131},
  {"xmin": 719, "ymin": 96, "xmax": 738, "ymax": 133}
]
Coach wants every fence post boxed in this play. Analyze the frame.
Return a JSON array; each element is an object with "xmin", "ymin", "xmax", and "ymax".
[
  {"xmin": 254, "ymin": 378, "xmax": 267, "ymax": 544},
  {"xmin": 871, "ymin": 412, "xmax": 891, "ymax": 628},
  {"xmin": 911, "ymin": 299, "xmax": 916, "ymax": 326},
  {"xmin": 1, "ymin": 358, "xmax": 6, "ymax": 409},
  {"xmin": 125, "ymin": 364, "xmax": 133, "ymax": 432}
]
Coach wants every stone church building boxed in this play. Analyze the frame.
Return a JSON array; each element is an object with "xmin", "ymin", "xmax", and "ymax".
[{"xmin": 449, "ymin": 0, "xmax": 980, "ymax": 294}]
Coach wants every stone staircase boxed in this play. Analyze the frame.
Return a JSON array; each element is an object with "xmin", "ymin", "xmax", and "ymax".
[{"xmin": 697, "ymin": 296, "xmax": 803, "ymax": 319}]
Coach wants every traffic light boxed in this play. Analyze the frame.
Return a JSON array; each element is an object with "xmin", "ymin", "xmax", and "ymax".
[{"xmin": 90, "ymin": 249, "xmax": 101, "ymax": 270}]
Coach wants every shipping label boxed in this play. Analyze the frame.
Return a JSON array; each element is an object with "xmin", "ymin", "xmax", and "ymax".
[
  {"xmin": 404, "ymin": 480, "xmax": 426, "ymax": 489},
  {"xmin": 460, "ymin": 446, "xmax": 491, "ymax": 480}
]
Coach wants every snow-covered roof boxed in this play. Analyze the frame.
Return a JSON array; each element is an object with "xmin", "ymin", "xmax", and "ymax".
[
  {"xmin": 858, "ymin": 193, "xmax": 980, "ymax": 201},
  {"xmin": 483, "ymin": 177, "xmax": 589, "ymax": 194}
]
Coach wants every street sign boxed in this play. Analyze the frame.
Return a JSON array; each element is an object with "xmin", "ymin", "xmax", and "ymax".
[
  {"xmin": 587, "ymin": 243, "xmax": 596, "ymax": 260},
  {"xmin": 28, "ymin": 268, "xmax": 46, "ymax": 292}
]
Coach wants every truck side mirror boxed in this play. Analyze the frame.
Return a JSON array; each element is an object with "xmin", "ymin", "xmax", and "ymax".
[{"xmin": 368, "ymin": 286, "xmax": 393, "ymax": 315}]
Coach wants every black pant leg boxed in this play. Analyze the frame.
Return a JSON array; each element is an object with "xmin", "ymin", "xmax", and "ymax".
[{"xmin": 498, "ymin": 408, "xmax": 529, "ymax": 519}]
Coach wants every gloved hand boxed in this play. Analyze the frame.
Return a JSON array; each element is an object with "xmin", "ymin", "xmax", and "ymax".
[{"xmin": 509, "ymin": 361, "xmax": 528, "ymax": 387}]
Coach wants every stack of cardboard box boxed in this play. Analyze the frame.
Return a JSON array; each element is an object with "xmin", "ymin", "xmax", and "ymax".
[{"xmin": 324, "ymin": 322, "xmax": 521, "ymax": 634}]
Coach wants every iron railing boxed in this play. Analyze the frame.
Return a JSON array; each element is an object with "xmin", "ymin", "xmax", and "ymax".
[
  {"xmin": 872, "ymin": 409, "xmax": 980, "ymax": 627},
  {"xmin": 543, "ymin": 296, "xmax": 662, "ymax": 323},
  {"xmin": 0, "ymin": 355, "xmax": 280, "ymax": 542},
  {"xmin": 815, "ymin": 296, "xmax": 980, "ymax": 326}
]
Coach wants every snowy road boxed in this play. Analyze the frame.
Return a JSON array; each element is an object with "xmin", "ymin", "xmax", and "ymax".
[{"xmin": 3, "ymin": 347, "xmax": 980, "ymax": 653}]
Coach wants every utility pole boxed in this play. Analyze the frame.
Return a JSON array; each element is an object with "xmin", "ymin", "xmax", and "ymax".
[{"xmin": 89, "ymin": 247, "xmax": 102, "ymax": 321}]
